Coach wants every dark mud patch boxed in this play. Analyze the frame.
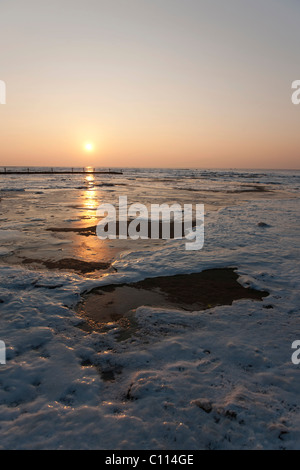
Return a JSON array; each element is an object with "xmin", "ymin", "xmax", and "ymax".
[
  {"xmin": 22, "ymin": 257, "xmax": 111, "ymax": 274},
  {"xmin": 78, "ymin": 268, "xmax": 269, "ymax": 339},
  {"xmin": 65, "ymin": 205, "xmax": 98, "ymax": 211},
  {"xmin": 47, "ymin": 219, "xmax": 197, "ymax": 238},
  {"xmin": 227, "ymin": 185, "xmax": 270, "ymax": 193},
  {"xmin": 172, "ymin": 184, "xmax": 270, "ymax": 194},
  {"xmin": 47, "ymin": 225, "xmax": 98, "ymax": 236}
]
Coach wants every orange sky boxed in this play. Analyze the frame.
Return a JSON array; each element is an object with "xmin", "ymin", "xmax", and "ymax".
[{"xmin": 1, "ymin": 0, "xmax": 300, "ymax": 169}]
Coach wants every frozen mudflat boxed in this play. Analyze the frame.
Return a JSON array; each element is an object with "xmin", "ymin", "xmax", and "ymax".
[{"xmin": 0, "ymin": 168, "xmax": 299, "ymax": 449}]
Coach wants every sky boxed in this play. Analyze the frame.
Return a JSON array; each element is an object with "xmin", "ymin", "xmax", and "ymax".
[{"xmin": 0, "ymin": 0, "xmax": 300, "ymax": 169}]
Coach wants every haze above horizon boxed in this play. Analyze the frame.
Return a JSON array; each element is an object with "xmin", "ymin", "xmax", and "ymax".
[{"xmin": 1, "ymin": 0, "xmax": 299, "ymax": 169}]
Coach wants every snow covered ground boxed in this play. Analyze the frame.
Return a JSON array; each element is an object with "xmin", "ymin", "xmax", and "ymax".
[{"xmin": 0, "ymin": 169, "xmax": 299, "ymax": 449}]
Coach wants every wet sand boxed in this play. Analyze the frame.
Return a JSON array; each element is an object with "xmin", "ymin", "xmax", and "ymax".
[{"xmin": 22, "ymin": 257, "xmax": 112, "ymax": 274}]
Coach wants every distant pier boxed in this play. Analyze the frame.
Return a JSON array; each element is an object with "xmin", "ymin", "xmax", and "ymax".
[{"xmin": 0, "ymin": 168, "xmax": 123, "ymax": 175}]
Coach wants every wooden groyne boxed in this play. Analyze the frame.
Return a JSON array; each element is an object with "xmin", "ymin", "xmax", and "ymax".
[{"xmin": 0, "ymin": 168, "xmax": 123, "ymax": 175}]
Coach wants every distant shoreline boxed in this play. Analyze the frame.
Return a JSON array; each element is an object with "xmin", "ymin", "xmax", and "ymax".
[{"xmin": 0, "ymin": 169, "xmax": 123, "ymax": 175}]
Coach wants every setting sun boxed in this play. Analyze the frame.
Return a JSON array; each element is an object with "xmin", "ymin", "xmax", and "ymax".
[{"xmin": 84, "ymin": 142, "xmax": 94, "ymax": 152}]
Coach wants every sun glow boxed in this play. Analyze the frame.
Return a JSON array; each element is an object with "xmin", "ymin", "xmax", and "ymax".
[{"xmin": 84, "ymin": 142, "xmax": 94, "ymax": 152}]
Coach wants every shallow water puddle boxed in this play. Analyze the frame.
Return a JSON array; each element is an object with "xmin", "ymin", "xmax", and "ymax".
[{"xmin": 77, "ymin": 268, "xmax": 269, "ymax": 339}]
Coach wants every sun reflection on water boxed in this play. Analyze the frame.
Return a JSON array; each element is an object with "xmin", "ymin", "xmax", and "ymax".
[{"xmin": 83, "ymin": 174, "xmax": 99, "ymax": 211}]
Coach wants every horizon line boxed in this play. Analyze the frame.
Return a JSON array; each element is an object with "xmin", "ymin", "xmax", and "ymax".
[{"xmin": 0, "ymin": 165, "xmax": 300, "ymax": 171}]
